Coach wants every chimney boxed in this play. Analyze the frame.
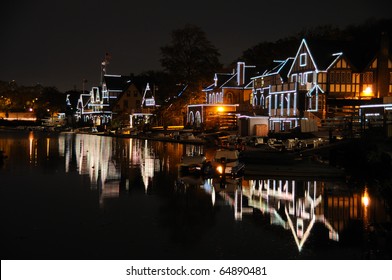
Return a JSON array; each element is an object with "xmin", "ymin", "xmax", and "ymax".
[
  {"xmin": 378, "ymin": 32, "xmax": 389, "ymax": 98},
  {"xmin": 237, "ymin": 62, "xmax": 245, "ymax": 86}
]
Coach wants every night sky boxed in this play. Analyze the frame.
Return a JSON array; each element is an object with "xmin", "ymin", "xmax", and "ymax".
[{"xmin": 1, "ymin": 0, "xmax": 390, "ymax": 92}]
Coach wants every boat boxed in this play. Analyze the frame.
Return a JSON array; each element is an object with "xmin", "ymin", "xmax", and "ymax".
[
  {"xmin": 178, "ymin": 154, "xmax": 213, "ymax": 177},
  {"xmin": 212, "ymin": 149, "xmax": 245, "ymax": 178}
]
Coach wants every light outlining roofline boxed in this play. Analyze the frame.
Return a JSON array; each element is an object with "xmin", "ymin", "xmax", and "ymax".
[
  {"xmin": 360, "ymin": 103, "xmax": 392, "ymax": 108},
  {"xmin": 287, "ymin": 39, "xmax": 318, "ymax": 78},
  {"xmin": 326, "ymin": 53, "xmax": 344, "ymax": 71}
]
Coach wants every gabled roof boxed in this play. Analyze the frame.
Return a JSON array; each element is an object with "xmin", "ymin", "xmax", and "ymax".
[
  {"xmin": 301, "ymin": 38, "xmax": 383, "ymax": 72},
  {"xmin": 303, "ymin": 39, "xmax": 343, "ymax": 71},
  {"xmin": 103, "ymin": 75, "xmax": 132, "ymax": 91},
  {"xmin": 78, "ymin": 94, "xmax": 91, "ymax": 109},
  {"xmin": 203, "ymin": 63, "xmax": 257, "ymax": 91},
  {"xmin": 254, "ymin": 58, "xmax": 294, "ymax": 82}
]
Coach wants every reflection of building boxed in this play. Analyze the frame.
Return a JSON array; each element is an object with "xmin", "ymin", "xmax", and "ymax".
[
  {"xmin": 211, "ymin": 177, "xmax": 389, "ymax": 252},
  {"xmin": 61, "ymin": 134, "xmax": 120, "ymax": 206},
  {"xmin": 218, "ymin": 178, "xmax": 339, "ymax": 252}
]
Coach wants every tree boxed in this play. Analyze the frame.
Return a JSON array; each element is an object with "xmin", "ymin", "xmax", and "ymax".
[
  {"xmin": 160, "ymin": 24, "xmax": 222, "ymax": 93},
  {"xmin": 160, "ymin": 24, "xmax": 222, "ymax": 125}
]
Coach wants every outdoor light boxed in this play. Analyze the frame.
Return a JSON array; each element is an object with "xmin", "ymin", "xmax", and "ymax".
[
  {"xmin": 362, "ymin": 86, "xmax": 373, "ymax": 96},
  {"xmin": 216, "ymin": 165, "xmax": 223, "ymax": 174}
]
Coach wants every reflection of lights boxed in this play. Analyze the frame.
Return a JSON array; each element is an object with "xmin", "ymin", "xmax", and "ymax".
[
  {"xmin": 362, "ymin": 189, "xmax": 370, "ymax": 207},
  {"xmin": 46, "ymin": 138, "xmax": 50, "ymax": 157},
  {"xmin": 29, "ymin": 131, "xmax": 34, "ymax": 163},
  {"xmin": 211, "ymin": 186, "xmax": 215, "ymax": 206}
]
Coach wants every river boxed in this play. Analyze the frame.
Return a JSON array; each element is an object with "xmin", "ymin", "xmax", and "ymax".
[{"xmin": 0, "ymin": 129, "xmax": 390, "ymax": 259}]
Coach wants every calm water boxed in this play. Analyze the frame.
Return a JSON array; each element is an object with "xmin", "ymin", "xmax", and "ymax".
[{"xmin": 0, "ymin": 129, "xmax": 390, "ymax": 260}]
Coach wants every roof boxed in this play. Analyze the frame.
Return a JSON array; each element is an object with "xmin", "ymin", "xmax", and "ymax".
[
  {"xmin": 304, "ymin": 36, "xmax": 388, "ymax": 72},
  {"xmin": 203, "ymin": 63, "xmax": 258, "ymax": 91},
  {"xmin": 257, "ymin": 58, "xmax": 294, "ymax": 82}
]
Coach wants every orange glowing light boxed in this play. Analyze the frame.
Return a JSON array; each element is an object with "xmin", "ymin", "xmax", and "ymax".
[
  {"xmin": 362, "ymin": 189, "xmax": 370, "ymax": 207},
  {"xmin": 217, "ymin": 106, "xmax": 224, "ymax": 112},
  {"xmin": 362, "ymin": 86, "xmax": 373, "ymax": 96}
]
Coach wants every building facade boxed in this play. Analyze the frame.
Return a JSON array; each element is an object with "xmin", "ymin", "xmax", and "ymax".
[{"xmin": 187, "ymin": 62, "xmax": 255, "ymax": 130}]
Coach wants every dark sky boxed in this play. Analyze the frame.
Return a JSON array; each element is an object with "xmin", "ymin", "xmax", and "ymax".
[{"xmin": 1, "ymin": 0, "xmax": 390, "ymax": 92}]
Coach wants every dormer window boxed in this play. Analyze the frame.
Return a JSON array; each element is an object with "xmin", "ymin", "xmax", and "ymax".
[{"xmin": 300, "ymin": 53, "xmax": 307, "ymax": 67}]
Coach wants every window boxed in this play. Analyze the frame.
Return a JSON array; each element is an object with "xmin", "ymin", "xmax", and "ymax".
[
  {"xmin": 253, "ymin": 95, "xmax": 258, "ymax": 106},
  {"xmin": 300, "ymin": 53, "xmax": 307, "ymax": 66},
  {"xmin": 346, "ymin": 72, "xmax": 351, "ymax": 83},
  {"xmin": 123, "ymin": 100, "xmax": 128, "ymax": 109},
  {"xmin": 363, "ymin": 72, "xmax": 373, "ymax": 83},
  {"xmin": 291, "ymin": 74, "xmax": 297, "ymax": 83},
  {"xmin": 227, "ymin": 92, "xmax": 233, "ymax": 104},
  {"xmin": 299, "ymin": 73, "xmax": 303, "ymax": 85},
  {"xmin": 330, "ymin": 72, "xmax": 335, "ymax": 83}
]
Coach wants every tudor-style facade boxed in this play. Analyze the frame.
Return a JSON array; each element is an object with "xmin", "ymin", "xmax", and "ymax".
[
  {"xmin": 187, "ymin": 62, "xmax": 255, "ymax": 130},
  {"xmin": 251, "ymin": 36, "xmax": 392, "ymax": 133},
  {"xmin": 251, "ymin": 39, "xmax": 329, "ymax": 132}
]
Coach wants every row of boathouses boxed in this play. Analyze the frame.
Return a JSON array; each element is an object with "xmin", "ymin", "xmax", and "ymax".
[{"xmin": 67, "ymin": 34, "xmax": 392, "ymax": 138}]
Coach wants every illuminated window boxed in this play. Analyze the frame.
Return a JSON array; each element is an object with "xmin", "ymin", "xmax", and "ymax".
[
  {"xmin": 195, "ymin": 111, "xmax": 201, "ymax": 125},
  {"xmin": 300, "ymin": 53, "xmax": 307, "ymax": 66},
  {"xmin": 189, "ymin": 111, "xmax": 194, "ymax": 124},
  {"xmin": 145, "ymin": 99, "xmax": 155, "ymax": 106}
]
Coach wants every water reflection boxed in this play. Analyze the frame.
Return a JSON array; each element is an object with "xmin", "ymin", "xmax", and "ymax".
[
  {"xmin": 0, "ymin": 130, "xmax": 390, "ymax": 258},
  {"xmin": 217, "ymin": 178, "xmax": 339, "ymax": 252}
]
